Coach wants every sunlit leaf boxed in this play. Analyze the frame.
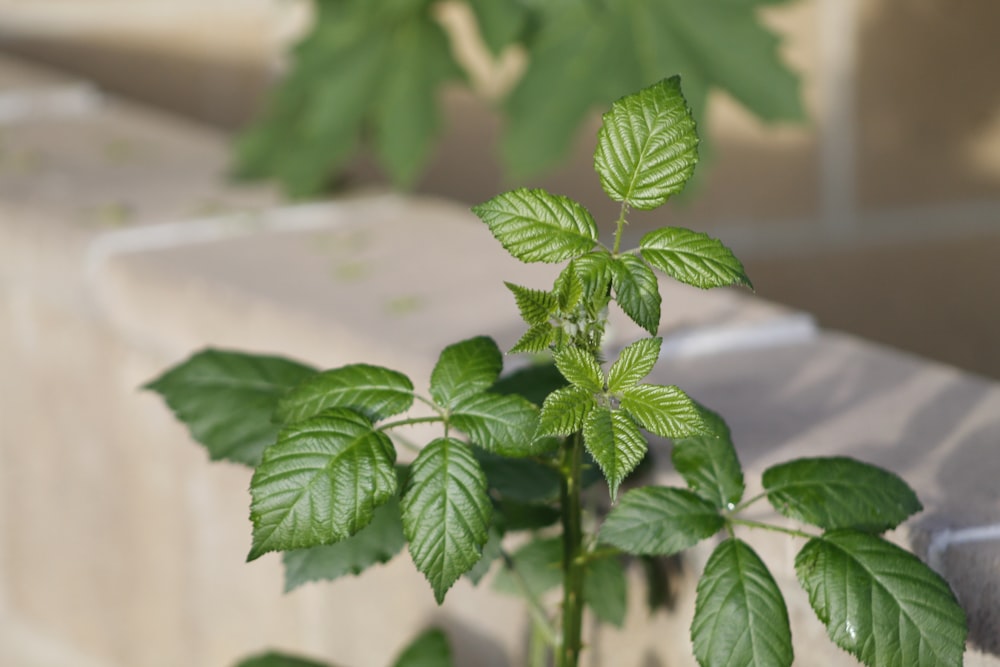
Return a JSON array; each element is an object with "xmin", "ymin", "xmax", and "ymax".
[
  {"xmin": 553, "ymin": 346, "xmax": 604, "ymax": 392},
  {"xmin": 430, "ymin": 336, "xmax": 502, "ymax": 409},
  {"xmin": 583, "ymin": 407, "xmax": 647, "ymax": 499},
  {"xmin": 640, "ymin": 227, "xmax": 752, "ymax": 290},
  {"xmin": 505, "ymin": 282, "xmax": 558, "ymax": 326},
  {"xmin": 611, "ymin": 255, "xmax": 662, "ymax": 334},
  {"xmin": 607, "ymin": 337, "xmax": 662, "ymax": 393},
  {"xmin": 274, "ymin": 364, "xmax": 413, "ymax": 425},
  {"xmin": 620, "ymin": 384, "xmax": 707, "ymax": 438},
  {"xmin": 538, "ymin": 385, "xmax": 594, "ymax": 436}
]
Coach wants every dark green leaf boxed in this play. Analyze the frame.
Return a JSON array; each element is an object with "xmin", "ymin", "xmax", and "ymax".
[
  {"xmin": 538, "ymin": 385, "xmax": 594, "ymax": 436},
  {"xmin": 391, "ymin": 628, "xmax": 454, "ymax": 667},
  {"xmin": 620, "ymin": 384, "xmax": 708, "ymax": 438},
  {"xmin": 553, "ymin": 346, "xmax": 604, "ymax": 392},
  {"xmin": 509, "ymin": 323, "xmax": 555, "ymax": 354},
  {"xmin": 585, "ymin": 555, "xmax": 628, "ymax": 627},
  {"xmin": 472, "ymin": 188, "xmax": 598, "ymax": 263},
  {"xmin": 607, "ymin": 337, "xmax": 662, "ymax": 393},
  {"xmin": 282, "ymin": 497, "xmax": 405, "ymax": 592},
  {"xmin": 594, "ymin": 76, "xmax": 699, "ymax": 209},
  {"xmin": 672, "ymin": 408, "xmax": 744, "ymax": 509},
  {"xmin": 450, "ymin": 392, "xmax": 544, "ymax": 456},
  {"xmin": 692, "ymin": 539, "xmax": 792, "ymax": 667},
  {"xmin": 248, "ymin": 409, "xmax": 397, "ymax": 560},
  {"xmin": 611, "ymin": 255, "xmax": 662, "ymax": 334},
  {"xmin": 640, "ymin": 227, "xmax": 752, "ymax": 290},
  {"xmin": 584, "ymin": 407, "xmax": 647, "ymax": 499},
  {"xmin": 145, "ymin": 349, "xmax": 316, "ymax": 466},
  {"xmin": 401, "ymin": 438, "xmax": 492, "ymax": 603},
  {"xmin": 234, "ymin": 651, "xmax": 333, "ymax": 667},
  {"xmin": 795, "ymin": 531, "xmax": 967, "ymax": 667},
  {"xmin": 274, "ymin": 364, "xmax": 413, "ymax": 425},
  {"xmin": 600, "ymin": 486, "xmax": 723, "ymax": 556},
  {"xmin": 466, "ymin": 525, "xmax": 503, "ymax": 585},
  {"xmin": 491, "ymin": 362, "xmax": 567, "ymax": 408},
  {"xmin": 473, "ymin": 449, "xmax": 561, "ymax": 503},
  {"xmin": 505, "ymin": 282, "xmax": 558, "ymax": 326},
  {"xmin": 493, "ymin": 536, "xmax": 563, "ymax": 598},
  {"xmin": 763, "ymin": 457, "xmax": 922, "ymax": 532},
  {"xmin": 497, "ymin": 499, "xmax": 560, "ymax": 531},
  {"xmin": 430, "ymin": 337, "xmax": 502, "ymax": 409}
]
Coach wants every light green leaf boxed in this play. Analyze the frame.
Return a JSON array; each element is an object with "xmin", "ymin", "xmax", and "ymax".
[
  {"xmin": 692, "ymin": 538, "xmax": 792, "ymax": 667},
  {"xmin": 473, "ymin": 450, "xmax": 561, "ymax": 503},
  {"xmin": 795, "ymin": 531, "xmax": 967, "ymax": 667},
  {"xmin": 538, "ymin": 385, "xmax": 594, "ymax": 436},
  {"xmin": 620, "ymin": 384, "xmax": 708, "ymax": 439},
  {"xmin": 430, "ymin": 337, "xmax": 502, "ymax": 409},
  {"xmin": 584, "ymin": 407, "xmax": 647, "ymax": 499},
  {"xmin": 274, "ymin": 364, "xmax": 413, "ymax": 425},
  {"xmin": 553, "ymin": 346, "xmax": 604, "ymax": 392},
  {"xmin": 510, "ymin": 323, "xmax": 555, "ymax": 354},
  {"xmin": 640, "ymin": 227, "xmax": 752, "ymax": 290},
  {"xmin": 450, "ymin": 392, "xmax": 544, "ymax": 456},
  {"xmin": 585, "ymin": 555, "xmax": 628, "ymax": 628},
  {"xmin": 607, "ymin": 337, "xmax": 662, "ymax": 393},
  {"xmin": 763, "ymin": 457, "xmax": 922, "ymax": 532},
  {"xmin": 594, "ymin": 76, "xmax": 699, "ymax": 209},
  {"xmin": 600, "ymin": 486, "xmax": 723, "ymax": 556},
  {"xmin": 553, "ymin": 261, "xmax": 585, "ymax": 311},
  {"xmin": 569, "ymin": 252, "xmax": 615, "ymax": 305},
  {"xmin": 401, "ymin": 438, "xmax": 492, "ymax": 604},
  {"xmin": 144, "ymin": 349, "xmax": 316, "ymax": 466},
  {"xmin": 505, "ymin": 282, "xmax": 557, "ymax": 326},
  {"xmin": 234, "ymin": 651, "xmax": 333, "ymax": 667},
  {"xmin": 248, "ymin": 409, "xmax": 398, "ymax": 560},
  {"xmin": 282, "ymin": 496, "xmax": 405, "ymax": 592},
  {"xmin": 391, "ymin": 628, "xmax": 454, "ymax": 667},
  {"xmin": 493, "ymin": 535, "xmax": 563, "ymax": 599},
  {"xmin": 472, "ymin": 188, "xmax": 598, "ymax": 263},
  {"xmin": 611, "ymin": 254, "xmax": 662, "ymax": 334},
  {"xmin": 672, "ymin": 408, "xmax": 745, "ymax": 509}
]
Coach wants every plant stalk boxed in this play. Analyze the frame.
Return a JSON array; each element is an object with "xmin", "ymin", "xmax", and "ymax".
[{"xmin": 558, "ymin": 432, "xmax": 586, "ymax": 667}]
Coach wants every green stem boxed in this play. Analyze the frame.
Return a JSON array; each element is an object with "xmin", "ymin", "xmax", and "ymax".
[
  {"xmin": 558, "ymin": 432, "xmax": 586, "ymax": 667},
  {"xmin": 731, "ymin": 491, "xmax": 768, "ymax": 514},
  {"xmin": 611, "ymin": 202, "xmax": 629, "ymax": 255},
  {"xmin": 729, "ymin": 517, "xmax": 818, "ymax": 541},
  {"xmin": 376, "ymin": 415, "xmax": 444, "ymax": 433}
]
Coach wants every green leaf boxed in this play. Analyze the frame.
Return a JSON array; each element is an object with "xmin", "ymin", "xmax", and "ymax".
[
  {"xmin": 274, "ymin": 364, "xmax": 413, "ymax": 425},
  {"xmin": 594, "ymin": 76, "xmax": 699, "ymax": 209},
  {"xmin": 490, "ymin": 362, "xmax": 567, "ymax": 408},
  {"xmin": 509, "ymin": 324, "xmax": 555, "ymax": 354},
  {"xmin": 600, "ymin": 486, "xmax": 723, "ymax": 556},
  {"xmin": 248, "ymin": 409, "xmax": 398, "ymax": 560},
  {"xmin": 390, "ymin": 628, "xmax": 454, "ymax": 667},
  {"xmin": 450, "ymin": 392, "xmax": 545, "ymax": 456},
  {"xmin": 553, "ymin": 261, "xmax": 585, "ymax": 312},
  {"xmin": 795, "ymin": 531, "xmax": 967, "ymax": 667},
  {"xmin": 640, "ymin": 227, "xmax": 752, "ymax": 290},
  {"xmin": 553, "ymin": 346, "xmax": 604, "ymax": 392},
  {"xmin": 611, "ymin": 255, "xmax": 662, "ymax": 334},
  {"xmin": 505, "ymin": 282, "xmax": 558, "ymax": 326},
  {"xmin": 569, "ymin": 252, "xmax": 615, "ymax": 305},
  {"xmin": 672, "ymin": 408, "xmax": 745, "ymax": 509},
  {"xmin": 692, "ymin": 538, "xmax": 793, "ymax": 667},
  {"xmin": 472, "ymin": 188, "xmax": 598, "ymax": 263},
  {"xmin": 430, "ymin": 337, "xmax": 502, "ymax": 409},
  {"xmin": 401, "ymin": 438, "xmax": 492, "ymax": 603},
  {"xmin": 584, "ymin": 408, "xmax": 647, "ymax": 499},
  {"xmin": 145, "ymin": 349, "xmax": 316, "ymax": 466},
  {"xmin": 466, "ymin": 525, "xmax": 503, "ymax": 585},
  {"xmin": 607, "ymin": 337, "xmax": 662, "ymax": 393},
  {"xmin": 585, "ymin": 555, "xmax": 628, "ymax": 628},
  {"xmin": 493, "ymin": 536, "xmax": 563, "ymax": 599},
  {"xmin": 620, "ymin": 384, "xmax": 708, "ymax": 439},
  {"xmin": 282, "ymin": 496, "xmax": 405, "ymax": 592},
  {"xmin": 496, "ymin": 499, "xmax": 560, "ymax": 532},
  {"xmin": 473, "ymin": 450, "xmax": 561, "ymax": 503},
  {"xmin": 467, "ymin": 0, "xmax": 529, "ymax": 55},
  {"xmin": 538, "ymin": 385, "xmax": 594, "ymax": 436},
  {"xmin": 234, "ymin": 651, "xmax": 333, "ymax": 667},
  {"xmin": 763, "ymin": 457, "xmax": 922, "ymax": 532}
]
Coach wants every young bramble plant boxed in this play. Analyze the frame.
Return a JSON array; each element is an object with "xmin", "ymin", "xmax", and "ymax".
[{"xmin": 148, "ymin": 77, "xmax": 967, "ymax": 667}]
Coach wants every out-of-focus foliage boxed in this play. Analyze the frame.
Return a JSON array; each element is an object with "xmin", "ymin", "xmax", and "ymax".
[{"xmin": 235, "ymin": 0, "xmax": 804, "ymax": 197}]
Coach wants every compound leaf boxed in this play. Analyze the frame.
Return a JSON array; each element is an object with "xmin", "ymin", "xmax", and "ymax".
[
  {"xmin": 640, "ymin": 227, "xmax": 752, "ymax": 290},
  {"xmin": 430, "ymin": 337, "xmax": 502, "ymax": 409},
  {"xmin": 472, "ymin": 188, "xmax": 598, "ymax": 263},
  {"xmin": 795, "ymin": 531, "xmax": 966, "ymax": 667},
  {"xmin": 595, "ymin": 76, "xmax": 699, "ymax": 209},
  {"xmin": 620, "ymin": 384, "xmax": 707, "ymax": 439},
  {"xmin": 282, "ymin": 496, "xmax": 405, "ymax": 592},
  {"xmin": 145, "ymin": 349, "xmax": 316, "ymax": 466},
  {"xmin": 275, "ymin": 364, "xmax": 413, "ymax": 425},
  {"xmin": 763, "ymin": 457, "xmax": 922, "ymax": 532},
  {"xmin": 248, "ymin": 409, "xmax": 398, "ymax": 560},
  {"xmin": 584, "ymin": 407, "xmax": 647, "ymax": 499},
  {"xmin": 538, "ymin": 385, "xmax": 594, "ymax": 436},
  {"xmin": 672, "ymin": 408, "xmax": 744, "ymax": 509},
  {"xmin": 450, "ymin": 392, "xmax": 544, "ymax": 456},
  {"xmin": 692, "ymin": 538, "xmax": 792, "ymax": 667},
  {"xmin": 600, "ymin": 486, "xmax": 723, "ymax": 556},
  {"xmin": 391, "ymin": 628, "xmax": 454, "ymax": 667},
  {"xmin": 611, "ymin": 254, "xmax": 662, "ymax": 334},
  {"xmin": 553, "ymin": 346, "xmax": 604, "ymax": 392},
  {"xmin": 607, "ymin": 337, "xmax": 662, "ymax": 393},
  {"xmin": 401, "ymin": 438, "xmax": 492, "ymax": 604}
]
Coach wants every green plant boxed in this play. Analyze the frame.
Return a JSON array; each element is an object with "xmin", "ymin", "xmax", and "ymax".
[
  {"xmin": 148, "ymin": 78, "xmax": 967, "ymax": 667},
  {"xmin": 235, "ymin": 0, "xmax": 804, "ymax": 196}
]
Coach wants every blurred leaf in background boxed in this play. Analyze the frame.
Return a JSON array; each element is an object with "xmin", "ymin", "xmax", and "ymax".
[{"xmin": 236, "ymin": 0, "xmax": 803, "ymax": 197}]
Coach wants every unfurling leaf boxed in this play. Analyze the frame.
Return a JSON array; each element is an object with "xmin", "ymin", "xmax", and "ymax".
[
  {"xmin": 430, "ymin": 336, "xmax": 502, "ymax": 409},
  {"xmin": 672, "ymin": 408, "xmax": 744, "ymax": 509},
  {"xmin": 145, "ymin": 349, "xmax": 316, "ymax": 466},
  {"xmin": 584, "ymin": 407, "xmax": 647, "ymax": 499},
  {"xmin": 594, "ymin": 76, "xmax": 699, "ymax": 210},
  {"xmin": 620, "ymin": 384, "xmax": 707, "ymax": 438},
  {"xmin": 607, "ymin": 337, "xmax": 662, "ymax": 393},
  {"xmin": 248, "ymin": 409, "xmax": 397, "ymax": 560},
  {"xmin": 401, "ymin": 438, "xmax": 492, "ymax": 603},
  {"xmin": 795, "ymin": 530, "xmax": 966, "ymax": 667},
  {"xmin": 600, "ymin": 486, "xmax": 723, "ymax": 556},
  {"xmin": 692, "ymin": 538, "xmax": 792, "ymax": 667},
  {"xmin": 640, "ymin": 227, "xmax": 752, "ymax": 290},
  {"xmin": 505, "ymin": 282, "xmax": 558, "ymax": 326},
  {"xmin": 473, "ymin": 188, "xmax": 598, "ymax": 263},
  {"xmin": 450, "ymin": 392, "xmax": 545, "ymax": 456},
  {"xmin": 274, "ymin": 364, "xmax": 413, "ymax": 424},
  {"xmin": 612, "ymin": 254, "xmax": 662, "ymax": 334}
]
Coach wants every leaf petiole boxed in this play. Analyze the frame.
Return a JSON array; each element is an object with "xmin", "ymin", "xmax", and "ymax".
[{"xmin": 728, "ymin": 517, "xmax": 818, "ymax": 541}]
